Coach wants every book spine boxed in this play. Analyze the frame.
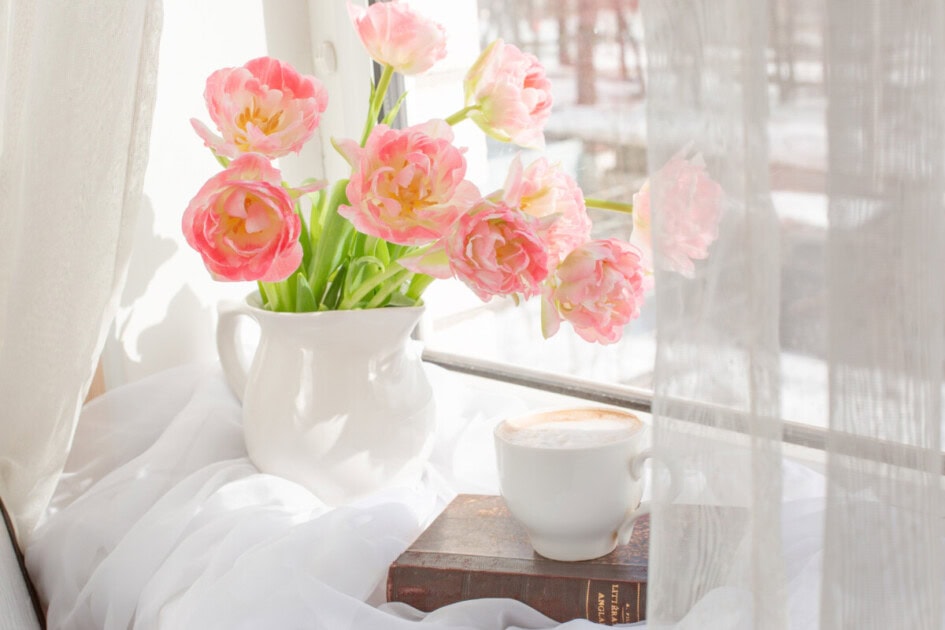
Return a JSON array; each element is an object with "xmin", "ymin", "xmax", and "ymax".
[{"xmin": 387, "ymin": 567, "xmax": 646, "ymax": 625}]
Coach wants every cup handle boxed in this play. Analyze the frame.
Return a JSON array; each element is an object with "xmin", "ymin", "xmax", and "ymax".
[
  {"xmin": 216, "ymin": 300, "xmax": 256, "ymax": 402},
  {"xmin": 617, "ymin": 448, "xmax": 683, "ymax": 545}
]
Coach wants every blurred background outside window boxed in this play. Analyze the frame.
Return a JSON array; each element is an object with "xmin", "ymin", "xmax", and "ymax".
[{"xmin": 421, "ymin": 0, "xmax": 831, "ymax": 430}]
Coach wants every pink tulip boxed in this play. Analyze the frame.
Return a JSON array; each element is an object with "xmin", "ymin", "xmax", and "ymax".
[
  {"xmin": 501, "ymin": 156, "xmax": 591, "ymax": 263},
  {"xmin": 183, "ymin": 154, "xmax": 302, "ymax": 282},
  {"xmin": 438, "ymin": 201, "xmax": 551, "ymax": 301},
  {"xmin": 630, "ymin": 153, "xmax": 723, "ymax": 277},
  {"xmin": 337, "ymin": 120, "xmax": 479, "ymax": 246},
  {"xmin": 347, "ymin": 1, "xmax": 447, "ymax": 75},
  {"xmin": 191, "ymin": 57, "xmax": 328, "ymax": 159},
  {"xmin": 464, "ymin": 40, "xmax": 553, "ymax": 149},
  {"xmin": 542, "ymin": 239, "xmax": 648, "ymax": 344}
]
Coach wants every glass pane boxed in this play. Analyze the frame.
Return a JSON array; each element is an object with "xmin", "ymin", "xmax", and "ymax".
[{"xmin": 421, "ymin": 0, "xmax": 656, "ymax": 388}]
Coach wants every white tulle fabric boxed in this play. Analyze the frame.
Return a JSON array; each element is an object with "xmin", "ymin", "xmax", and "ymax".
[
  {"xmin": 25, "ymin": 362, "xmax": 827, "ymax": 630},
  {"xmin": 643, "ymin": 0, "xmax": 944, "ymax": 628},
  {"xmin": 0, "ymin": 0, "xmax": 161, "ymax": 536}
]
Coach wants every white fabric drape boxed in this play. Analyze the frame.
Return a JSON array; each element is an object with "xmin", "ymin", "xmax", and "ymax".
[
  {"xmin": 821, "ymin": 2, "xmax": 944, "ymax": 626},
  {"xmin": 0, "ymin": 0, "xmax": 162, "ymax": 537},
  {"xmin": 644, "ymin": 0, "xmax": 944, "ymax": 627},
  {"xmin": 25, "ymin": 362, "xmax": 829, "ymax": 629}
]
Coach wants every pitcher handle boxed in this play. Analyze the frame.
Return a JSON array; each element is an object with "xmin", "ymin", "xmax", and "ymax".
[
  {"xmin": 216, "ymin": 299, "xmax": 257, "ymax": 402},
  {"xmin": 616, "ymin": 448, "xmax": 683, "ymax": 545}
]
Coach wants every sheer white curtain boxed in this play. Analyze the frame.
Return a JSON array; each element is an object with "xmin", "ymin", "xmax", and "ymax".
[
  {"xmin": 0, "ymin": 0, "xmax": 162, "ymax": 537},
  {"xmin": 644, "ymin": 0, "xmax": 943, "ymax": 628}
]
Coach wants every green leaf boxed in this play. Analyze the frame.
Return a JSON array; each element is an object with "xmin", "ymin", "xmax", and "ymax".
[
  {"xmin": 368, "ymin": 77, "xmax": 377, "ymax": 109},
  {"xmin": 350, "ymin": 256, "xmax": 385, "ymax": 276},
  {"xmin": 345, "ymin": 256, "xmax": 386, "ymax": 300},
  {"xmin": 295, "ymin": 274, "xmax": 317, "ymax": 312},
  {"xmin": 313, "ymin": 188, "xmax": 328, "ymax": 228},
  {"xmin": 350, "ymin": 231, "xmax": 368, "ymax": 258},
  {"xmin": 213, "ymin": 152, "xmax": 231, "ymax": 168},
  {"xmin": 309, "ymin": 192, "xmax": 324, "ymax": 260},
  {"xmin": 309, "ymin": 179, "xmax": 353, "ymax": 305},
  {"xmin": 322, "ymin": 264, "xmax": 348, "ymax": 310},
  {"xmin": 259, "ymin": 281, "xmax": 279, "ymax": 310},
  {"xmin": 366, "ymin": 237, "xmax": 390, "ymax": 266},
  {"xmin": 386, "ymin": 292, "xmax": 418, "ymax": 307},
  {"xmin": 382, "ymin": 90, "xmax": 409, "ymax": 126},
  {"xmin": 388, "ymin": 244, "xmax": 409, "ymax": 261},
  {"xmin": 297, "ymin": 201, "xmax": 313, "ymax": 275},
  {"xmin": 260, "ymin": 280, "xmax": 292, "ymax": 312},
  {"xmin": 364, "ymin": 267, "xmax": 412, "ymax": 308},
  {"xmin": 277, "ymin": 279, "xmax": 295, "ymax": 312}
]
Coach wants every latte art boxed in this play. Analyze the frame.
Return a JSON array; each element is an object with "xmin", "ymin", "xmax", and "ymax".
[{"xmin": 496, "ymin": 409, "xmax": 641, "ymax": 449}]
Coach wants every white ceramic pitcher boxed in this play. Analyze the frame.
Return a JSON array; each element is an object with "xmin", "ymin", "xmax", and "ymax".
[{"xmin": 217, "ymin": 293, "xmax": 435, "ymax": 504}]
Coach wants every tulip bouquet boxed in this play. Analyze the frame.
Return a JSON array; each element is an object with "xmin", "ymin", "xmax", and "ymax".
[{"xmin": 182, "ymin": 1, "xmax": 721, "ymax": 345}]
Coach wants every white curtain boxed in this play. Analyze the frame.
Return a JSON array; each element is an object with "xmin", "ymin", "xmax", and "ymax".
[
  {"xmin": 644, "ymin": 0, "xmax": 944, "ymax": 628},
  {"xmin": 0, "ymin": 0, "xmax": 162, "ymax": 537}
]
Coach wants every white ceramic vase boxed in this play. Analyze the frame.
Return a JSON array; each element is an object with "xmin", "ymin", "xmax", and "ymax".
[{"xmin": 216, "ymin": 293, "xmax": 435, "ymax": 504}]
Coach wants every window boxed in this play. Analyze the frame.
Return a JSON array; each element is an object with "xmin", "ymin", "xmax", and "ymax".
[
  {"xmin": 401, "ymin": 0, "xmax": 837, "ymax": 446},
  {"xmin": 116, "ymin": 0, "xmax": 835, "ymax": 448},
  {"xmin": 404, "ymin": 0, "xmax": 659, "ymax": 390},
  {"xmin": 283, "ymin": 0, "xmax": 834, "ymax": 439}
]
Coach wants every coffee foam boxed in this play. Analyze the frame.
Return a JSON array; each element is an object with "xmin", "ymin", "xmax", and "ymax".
[{"xmin": 496, "ymin": 408, "xmax": 641, "ymax": 449}]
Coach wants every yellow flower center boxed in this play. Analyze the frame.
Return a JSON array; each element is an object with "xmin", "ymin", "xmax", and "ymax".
[
  {"xmin": 234, "ymin": 103, "xmax": 283, "ymax": 151},
  {"xmin": 217, "ymin": 194, "xmax": 278, "ymax": 251}
]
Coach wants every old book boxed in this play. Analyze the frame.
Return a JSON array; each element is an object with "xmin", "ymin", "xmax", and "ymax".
[{"xmin": 386, "ymin": 494, "xmax": 648, "ymax": 625}]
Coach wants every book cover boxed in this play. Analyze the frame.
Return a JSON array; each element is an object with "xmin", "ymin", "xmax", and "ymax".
[{"xmin": 386, "ymin": 494, "xmax": 648, "ymax": 625}]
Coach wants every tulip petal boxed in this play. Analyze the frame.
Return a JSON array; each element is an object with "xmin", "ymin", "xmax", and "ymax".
[
  {"xmin": 293, "ymin": 179, "xmax": 328, "ymax": 195},
  {"xmin": 258, "ymin": 243, "xmax": 303, "ymax": 282},
  {"xmin": 332, "ymin": 137, "xmax": 362, "ymax": 167},
  {"xmin": 191, "ymin": 118, "xmax": 233, "ymax": 157},
  {"xmin": 540, "ymin": 292, "xmax": 561, "ymax": 339},
  {"xmin": 398, "ymin": 244, "xmax": 452, "ymax": 279}
]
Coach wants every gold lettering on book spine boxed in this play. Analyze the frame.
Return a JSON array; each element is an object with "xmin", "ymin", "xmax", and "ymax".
[
  {"xmin": 587, "ymin": 580, "xmax": 645, "ymax": 624},
  {"xmin": 610, "ymin": 583, "xmax": 620, "ymax": 624}
]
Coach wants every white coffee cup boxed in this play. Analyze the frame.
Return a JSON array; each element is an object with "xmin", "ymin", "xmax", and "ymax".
[{"xmin": 494, "ymin": 407, "xmax": 656, "ymax": 562}]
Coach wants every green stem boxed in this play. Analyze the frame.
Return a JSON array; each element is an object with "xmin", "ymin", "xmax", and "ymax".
[
  {"xmin": 360, "ymin": 65, "xmax": 395, "ymax": 146},
  {"xmin": 339, "ymin": 263, "xmax": 407, "ymax": 309},
  {"xmin": 259, "ymin": 280, "xmax": 293, "ymax": 312},
  {"xmin": 584, "ymin": 197, "xmax": 633, "ymax": 214},
  {"xmin": 444, "ymin": 105, "xmax": 478, "ymax": 126},
  {"xmin": 257, "ymin": 281, "xmax": 273, "ymax": 308},
  {"xmin": 406, "ymin": 273, "xmax": 435, "ymax": 301},
  {"xmin": 365, "ymin": 268, "xmax": 413, "ymax": 308}
]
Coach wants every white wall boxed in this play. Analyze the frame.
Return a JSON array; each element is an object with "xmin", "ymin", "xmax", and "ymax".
[{"xmin": 103, "ymin": 0, "xmax": 272, "ymax": 388}]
